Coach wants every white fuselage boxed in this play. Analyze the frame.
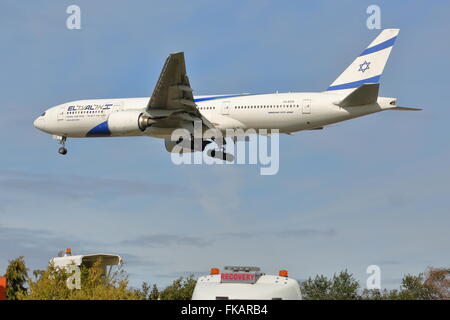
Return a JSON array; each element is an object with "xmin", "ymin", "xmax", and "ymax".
[{"xmin": 33, "ymin": 92, "xmax": 396, "ymax": 139}]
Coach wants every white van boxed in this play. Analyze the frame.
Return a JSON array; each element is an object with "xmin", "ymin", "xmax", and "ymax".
[
  {"xmin": 192, "ymin": 266, "xmax": 302, "ymax": 300},
  {"xmin": 50, "ymin": 248, "xmax": 122, "ymax": 289},
  {"xmin": 50, "ymin": 248, "xmax": 122, "ymax": 272}
]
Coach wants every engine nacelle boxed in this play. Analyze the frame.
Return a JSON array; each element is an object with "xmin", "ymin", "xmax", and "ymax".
[{"xmin": 107, "ymin": 110, "xmax": 153, "ymax": 134}]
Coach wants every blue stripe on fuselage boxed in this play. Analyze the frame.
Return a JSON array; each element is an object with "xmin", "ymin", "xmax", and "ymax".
[{"xmin": 86, "ymin": 121, "xmax": 111, "ymax": 137}]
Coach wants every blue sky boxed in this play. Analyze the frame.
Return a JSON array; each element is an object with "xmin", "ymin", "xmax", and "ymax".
[{"xmin": 1, "ymin": 0, "xmax": 449, "ymax": 290}]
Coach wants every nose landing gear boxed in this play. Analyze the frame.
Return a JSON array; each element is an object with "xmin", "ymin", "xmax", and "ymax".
[
  {"xmin": 53, "ymin": 135, "xmax": 68, "ymax": 155},
  {"xmin": 58, "ymin": 147, "xmax": 67, "ymax": 155}
]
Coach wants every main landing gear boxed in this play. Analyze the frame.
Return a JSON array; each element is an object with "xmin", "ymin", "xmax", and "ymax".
[
  {"xmin": 208, "ymin": 137, "xmax": 234, "ymax": 162},
  {"xmin": 53, "ymin": 135, "xmax": 68, "ymax": 155},
  {"xmin": 207, "ymin": 149, "xmax": 234, "ymax": 162}
]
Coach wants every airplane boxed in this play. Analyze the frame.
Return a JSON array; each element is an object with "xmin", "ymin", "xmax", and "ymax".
[{"xmin": 33, "ymin": 28, "xmax": 420, "ymax": 160}]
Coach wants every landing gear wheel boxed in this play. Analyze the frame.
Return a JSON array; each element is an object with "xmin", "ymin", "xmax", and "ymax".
[
  {"xmin": 208, "ymin": 149, "xmax": 234, "ymax": 162},
  {"xmin": 210, "ymin": 149, "xmax": 226, "ymax": 159},
  {"xmin": 54, "ymin": 136, "xmax": 68, "ymax": 155}
]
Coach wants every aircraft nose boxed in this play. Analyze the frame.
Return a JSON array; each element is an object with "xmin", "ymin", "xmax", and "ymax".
[{"xmin": 33, "ymin": 116, "xmax": 46, "ymax": 131}]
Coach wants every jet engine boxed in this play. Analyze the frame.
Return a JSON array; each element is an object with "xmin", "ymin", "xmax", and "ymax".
[{"xmin": 107, "ymin": 110, "xmax": 154, "ymax": 134}]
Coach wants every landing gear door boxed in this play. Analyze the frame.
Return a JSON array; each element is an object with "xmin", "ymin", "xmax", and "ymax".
[
  {"xmin": 221, "ymin": 101, "xmax": 231, "ymax": 115},
  {"xmin": 302, "ymin": 99, "xmax": 311, "ymax": 114}
]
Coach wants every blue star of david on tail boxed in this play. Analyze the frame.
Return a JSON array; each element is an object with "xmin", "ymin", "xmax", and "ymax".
[{"xmin": 358, "ymin": 60, "xmax": 371, "ymax": 73}]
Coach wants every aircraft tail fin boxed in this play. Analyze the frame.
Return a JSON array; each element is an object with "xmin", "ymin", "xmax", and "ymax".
[
  {"xmin": 338, "ymin": 83, "xmax": 379, "ymax": 107},
  {"xmin": 327, "ymin": 29, "xmax": 399, "ymax": 93}
]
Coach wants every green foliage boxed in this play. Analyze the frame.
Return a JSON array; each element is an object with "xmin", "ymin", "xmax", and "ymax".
[
  {"xmin": 135, "ymin": 276, "xmax": 195, "ymax": 300},
  {"xmin": 362, "ymin": 273, "xmax": 443, "ymax": 300},
  {"xmin": 306, "ymin": 271, "xmax": 447, "ymax": 300},
  {"xmin": 394, "ymin": 274, "xmax": 440, "ymax": 300},
  {"xmin": 20, "ymin": 260, "xmax": 142, "ymax": 300},
  {"xmin": 4, "ymin": 256, "xmax": 28, "ymax": 300},
  {"xmin": 134, "ymin": 282, "xmax": 160, "ymax": 300},
  {"xmin": 300, "ymin": 270, "xmax": 360, "ymax": 300},
  {"xmin": 424, "ymin": 267, "xmax": 450, "ymax": 299},
  {"xmin": 2, "ymin": 255, "xmax": 447, "ymax": 300},
  {"xmin": 154, "ymin": 276, "xmax": 196, "ymax": 300},
  {"xmin": 361, "ymin": 288, "xmax": 394, "ymax": 300},
  {"xmin": 150, "ymin": 284, "xmax": 160, "ymax": 300},
  {"xmin": 134, "ymin": 281, "xmax": 151, "ymax": 300}
]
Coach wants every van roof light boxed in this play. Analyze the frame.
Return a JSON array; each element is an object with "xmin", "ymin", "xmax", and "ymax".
[
  {"xmin": 210, "ymin": 268, "xmax": 220, "ymax": 275},
  {"xmin": 224, "ymin": 266, "xmax": 260, "ymax": 272},
  {"xmin": 279, "ymin": 270, "xmax": 288, "ymax": 277}
]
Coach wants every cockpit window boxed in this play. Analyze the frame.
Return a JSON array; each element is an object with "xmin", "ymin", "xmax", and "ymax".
[{"xmin": 41, "ymin": 112, "xmax": 46, "ymax": 116}]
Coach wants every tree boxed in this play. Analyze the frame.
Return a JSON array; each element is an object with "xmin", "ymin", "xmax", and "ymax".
[
  {"xmin": 393, "ymin": 273, "xmax": 441, "ymax": 300},
  {"xmin": 362, "ymin": 271, "xmax": 446, "ymax": 300},
  {"xmin": 150, "ymin": 284, "xmax": 160, "ymax": 300},
  {"xmin": 135, "ymin": 282, "xmax": 160, "ymax": 300},
  {"xmin": 157, "ymin": 276, "xmax": 196, "ymax": 300},
  {"xmin": 424, "ymin": 267, "xmax": 450, "ymax": 300},
  {"xmin": 300, "ymin": 275, "xmax": 331, "ymax": 300},
  {"xmin": 329, "ymin": 270, "xmax": 360, "ymax": 299},
  {"xmin": 3, "ymin": 253, "xmax": 447, "ymax": 300},
  {"xmin": 300, "ymin": 270, "xmax": 360, "ymax": 300},
  {"xmin": 361, "ymin": 288, "xmax": 394, "ymax": 300},
  {"xmin": 4, "ymin": 256, "xmax": 28, "ymax": 300},
  {"xmin": 136, "ymin": 276, "xmax": 196, "ymax": 300},
  {"xmin": 21, "ymin": 260, "xmax": 141, "ymax": 300}
]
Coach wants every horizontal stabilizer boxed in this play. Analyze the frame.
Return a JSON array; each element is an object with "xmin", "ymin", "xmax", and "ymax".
[
  {"xmin": 389, "ymin": 106, "xmax": 422, "ymax": 111},
  {"xmin": 338, "ymin": 83, "xmax": 379, "ymax": 107}
]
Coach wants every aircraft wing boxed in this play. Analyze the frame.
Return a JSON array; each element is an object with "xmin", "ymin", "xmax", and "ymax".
[{"xmin": 146, "ymin": 52, "xmax": 216, "ymax": 129}]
